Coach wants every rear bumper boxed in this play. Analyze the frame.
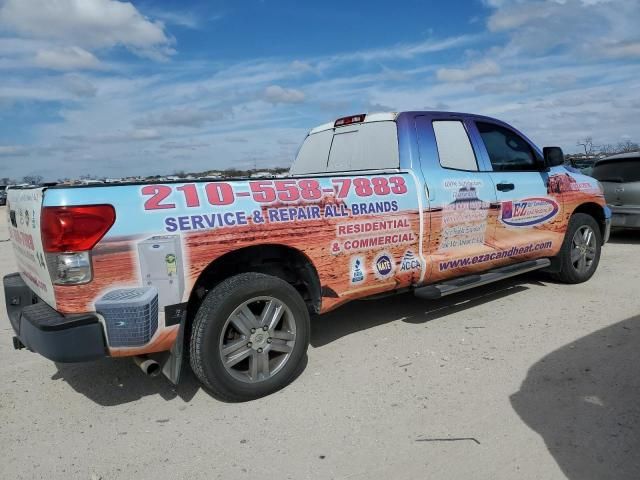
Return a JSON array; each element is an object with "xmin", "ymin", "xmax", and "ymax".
[
  {"xmin": 609, "ymin": 206, "xmax": 640, "ymax": 229},
  {"xmin": 3, "ymin": 273, "xmax": 106, "ymax": 363}
]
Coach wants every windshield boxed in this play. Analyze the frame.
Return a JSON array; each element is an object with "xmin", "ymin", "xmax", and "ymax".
[{"xmin": 592, "ymin": 158, "xmax": 640, "ymax": 183}]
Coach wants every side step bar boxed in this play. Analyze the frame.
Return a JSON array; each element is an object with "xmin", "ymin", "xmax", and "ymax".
[{"xmin": 414, "ymin": 258, "xmax": 551, "ymax": 300}]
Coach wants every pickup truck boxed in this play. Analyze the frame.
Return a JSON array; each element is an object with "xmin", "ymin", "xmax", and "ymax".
[{"xmin": 4, "ymin": 111, "xmax": 611, "ymax": 401}]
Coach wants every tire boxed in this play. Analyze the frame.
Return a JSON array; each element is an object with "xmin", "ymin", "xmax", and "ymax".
[
  {"xmin": 551, "ymin": 213, "xmax": 602, "ymax": 284},
  {"xmin": 189, "ymin": 272, "xmax": 310, "ymax": 402}
]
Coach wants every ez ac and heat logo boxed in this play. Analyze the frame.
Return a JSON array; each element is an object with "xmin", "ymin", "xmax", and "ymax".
[
  {"xmin": 373, "ymin": 252, "xmax": 394, "ymax": 280},
  {"xmin": 400, "ymin": 250, "xmax": 421, "ymax": 272},
  {"xmin": 501, "ymin": 197, "xmax": 559, "ymax": 227}
]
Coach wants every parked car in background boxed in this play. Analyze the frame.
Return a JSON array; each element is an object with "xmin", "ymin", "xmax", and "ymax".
[
  {"xmin": 570, "ymin": 157, "xmax": 597, "ymax": 176},
  {"xmin": 591, "ymin": 153, "xmax": 640, "ymax": 230},
  {"xmin": 0, "ymin": 186, "xmax": 7, "ymax": 206}
]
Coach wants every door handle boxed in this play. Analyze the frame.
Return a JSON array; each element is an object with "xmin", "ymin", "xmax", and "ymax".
[{"xmin": 496, "ymin": 182, "xmax": 515, "ymax": 192}]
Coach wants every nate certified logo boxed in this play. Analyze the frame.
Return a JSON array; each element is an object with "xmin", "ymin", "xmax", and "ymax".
[{"xmin": 374, "ymin": 253, "xmax": 394, "ymax": 279}]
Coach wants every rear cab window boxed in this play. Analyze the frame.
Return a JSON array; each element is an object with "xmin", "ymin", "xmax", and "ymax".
[
  {"xmin": 592, "ymin": 158, "xmax": 640, "ymax": 183},
  {"xmin": 291, "ymin": 121, "xmax": 399, "ymax": 175}
]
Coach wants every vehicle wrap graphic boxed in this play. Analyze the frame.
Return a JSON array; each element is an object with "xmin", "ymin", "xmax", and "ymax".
[
  {"xmin": 41, "ymin": 173, "xmax": 422, "ymax": 356},
  {"xmin": 438, "ymin": 241, "xmax": 554, "ymax": 271},
  {"xmin": 6, "ymin": 188, "xmax": 56, "ymax": 306},
  {"xmin": 500, "ymin": 197, "xmax": 559, "ymax": 227},
  {"xmin": 8, "ymin": 167, "xmax": 603, "ymax": 358}
]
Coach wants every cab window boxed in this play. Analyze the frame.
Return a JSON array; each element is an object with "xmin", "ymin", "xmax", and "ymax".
[
  {"xmin": 432, "ymin": 120, "xmax": 478, "ymax": 171},
  {"xmin": 476, "ymin": 122, "xmax": 540, "ymax": 172}
]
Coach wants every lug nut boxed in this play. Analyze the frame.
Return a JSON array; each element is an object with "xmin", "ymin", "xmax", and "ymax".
[
  {"xmin": 257, "ymin": 348, "xmax": 263, "ymax": 353},
  {"xmin": 247, "ymin": 342, "xmax": 252, "ymax": 347},
  {"xmin": 250, "ymin": 328, "xmax": 256, "ymax": 333},
  {"xmin": 267, "ymin": 338, "xmax": 272, "ymax": 343},
  {"xmin": 263, "ymin": 326, "xmax": 268, "ymax": 331}
]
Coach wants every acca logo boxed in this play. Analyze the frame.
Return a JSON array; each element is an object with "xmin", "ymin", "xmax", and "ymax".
[
  {"xmin": 373, "ymin": 252, "xmax": 394, "ymax": 280},
  {"xmin": 400, "ymin": 250, "xmax": 421, "ymax": 272}
]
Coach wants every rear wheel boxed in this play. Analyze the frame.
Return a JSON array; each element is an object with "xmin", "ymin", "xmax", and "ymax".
[
  {"xmin": 552, "ymin": 213, "xmax": 602, "ymax": 283},
  {"xmin": 189, "ymin": 272, "xmax": 310, "ymax": 401}
]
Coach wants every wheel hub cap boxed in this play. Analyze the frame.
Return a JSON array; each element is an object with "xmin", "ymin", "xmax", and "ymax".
[
  {"xmin": 571, "ymin": 225, "xmax": 596, "ymax": 274},
  {"xmin": 250, "ymin": 331, "xmax": 269, "ymax": 349},
  {"xmin": 219, "ymin": 296, "xmax": 297, "ymax": 384}
]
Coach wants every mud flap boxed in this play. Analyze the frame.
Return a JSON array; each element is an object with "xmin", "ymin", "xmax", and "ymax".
[{"xmin": 160, "ymin": 306, "xmax": 187, "ymax": 385}]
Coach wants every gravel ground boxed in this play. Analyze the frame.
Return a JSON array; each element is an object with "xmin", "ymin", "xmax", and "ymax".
[{"xmin": 1, "ymin": 205, "xmax": 639, "ymax": 480}]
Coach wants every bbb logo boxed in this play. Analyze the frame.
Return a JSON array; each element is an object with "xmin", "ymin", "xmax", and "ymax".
[
  {"xmin": 350, "ymin": 256, "xmax": 365, "ymax": 284},
  {"xmin": 375, "ymin": 254, "xmax": 393, "ymax": 278}
]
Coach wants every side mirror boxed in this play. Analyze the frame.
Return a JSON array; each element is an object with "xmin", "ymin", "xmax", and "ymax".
[{"xmin": 543, "ymin": 146, "xmax": 564, "ymax": 168}]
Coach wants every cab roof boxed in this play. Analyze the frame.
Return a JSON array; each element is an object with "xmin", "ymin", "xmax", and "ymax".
[
  {"xmin": 308, "ymin": 110, "xmax": 512, "ymax": 136},
  {"xmin": 309, "ymin": 112, "xmax": 398, "ymax": 134},
  {"xmin": 596, "ymin": 152, "xmax": 640, "ymax": 163}
]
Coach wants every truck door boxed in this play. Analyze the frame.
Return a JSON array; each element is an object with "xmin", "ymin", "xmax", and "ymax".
[
  {"xmin": 470, "ymin": 120, "xmax": 561, "ymax": 260},
  {"xmin": 414, "ymin": 115, "xmax": 500, "ymax": 284}
]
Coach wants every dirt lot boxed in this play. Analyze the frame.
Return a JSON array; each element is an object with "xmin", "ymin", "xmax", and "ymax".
[{"xmin": 1, "ymin": 204, "xmax": 639, "ymax": 480}]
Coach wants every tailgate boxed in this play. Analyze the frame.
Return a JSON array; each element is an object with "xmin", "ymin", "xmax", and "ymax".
[
  {"xmin": 6, "ymin": 188, "xmax": 56, "ymax": 308},
  {"xmin": 602, "ymin": 181, "xmax": 640, "ymax": 207}
]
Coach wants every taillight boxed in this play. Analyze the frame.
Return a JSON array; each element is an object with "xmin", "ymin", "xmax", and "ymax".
[
  {"xmin": 41, "ymin": 205, "xmax": 115, "ymax": 253},
  {"xmin": 334, "ymin": 114, "xmax": 366, "ymax": 127},
  {"xmin": 41, "ymin": 205, "xmax": 115, "ymax": 285}
]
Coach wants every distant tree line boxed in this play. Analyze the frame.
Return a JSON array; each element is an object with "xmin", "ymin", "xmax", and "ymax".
[
  {"xmin": 1, "ymin": 175, "xmax": 43, "ymax": 185},
  {"xmin": 576, "ymin": 137, "xmax": 639, "ymax": 157},
  {"xmin": 0, "ymin": 167, "xmax": 294, "ymax": 186}
]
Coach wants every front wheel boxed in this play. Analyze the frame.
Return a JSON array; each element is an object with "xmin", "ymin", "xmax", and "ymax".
[
  {"xmin": 189, "ymin": 272, "xmax": 310, "ymax": 401},
  {"xmin": 552, "ymin": 213, "xmax": 602, "ymax": 284}
]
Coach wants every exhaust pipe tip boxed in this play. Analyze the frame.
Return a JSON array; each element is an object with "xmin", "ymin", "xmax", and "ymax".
[
  {"xmin": 12, "ymin": 336, "xmax": 25, "ymax": 350},
  {"xmin": 133, "ymin": 356, "xmax": 161, "ymax": 377}
]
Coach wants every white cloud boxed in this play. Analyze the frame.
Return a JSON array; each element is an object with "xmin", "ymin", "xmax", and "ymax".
[
  {"xmin": 0, "ymin": 0, "xmax": 174, "ymax": 60},
  {"xmin": 485, "ymin": 0, "xmax": 640, "ymax": 59},
  {"xmin": 142, "ymin": 9, "xmax": 200, "ymax": 29},
  {"xmin": 0, "ymin": 145, "xmax": 29, "ymax": 156},
  {"xmin": 34, "ymin": 46, "xmax": 100, "ymax": 70},
  {"xmin": 436, "ymin": 60, "xmax": 501, "ymax": 83},
  {"xmin": 262, "ymin": 85, "xmax": 305, "ymax": 104},
  {"xmin": 332, "ymin": 35, "xmax": 476, "ymax": 63},
  {"xmin": 136, "ymin": 107, "xmax": 229, "ymax": 128},
  {"xmin": 64, "ymin": 74, "xmax": 98, "ymax": 97},
  {"xmin": 159, "ymin": 141, "xmax": 209, "ymax": 151},
  {"xmin": 62, "ymin": 128, "xmax": 162, "ymax": 144},
  {"xmin": 290, "ymin": 60, "xmax": 316, "ymax": 73},
  {"xmin": 603, "ymin": 41, "xmax": 640, "ymax": 58},
  {"xmin": 488, "ymin": 3, "xmax": 553, "ymax": 31},
  {"xmin": 105, "ymin": 128, "xmax": 162, "ymax": 142},
  {"xmin": 224, "ymin": 136, "xmax": 249, "ymax": 143},
  {"xmin": 475, "ymin": 80, "xmax": 529, "ymax": 94}
]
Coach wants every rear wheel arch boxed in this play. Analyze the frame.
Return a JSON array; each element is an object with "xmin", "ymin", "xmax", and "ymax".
[
  {"xmin": 189, "ymin": 271, "xmax": 311, "ymax": 401},
  {"xmin": 185, "ymin": 244, "xmax": 321, "ymax": 332}
]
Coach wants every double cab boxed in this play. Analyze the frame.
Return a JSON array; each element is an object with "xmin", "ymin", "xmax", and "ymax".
[{"xmin": 4, "ymin": 111, "xmax": 611, "ymax": 401}]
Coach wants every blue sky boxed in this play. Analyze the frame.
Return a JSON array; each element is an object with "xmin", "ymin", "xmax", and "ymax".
[{"xmin": 0, "ymin": 0, "xmax": 639, "ymax": 181}]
